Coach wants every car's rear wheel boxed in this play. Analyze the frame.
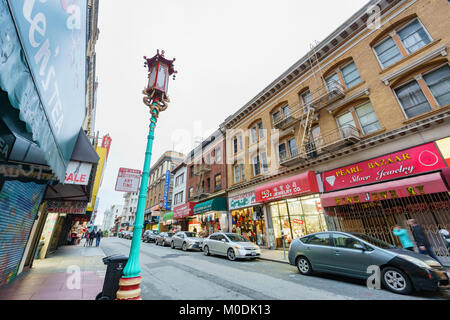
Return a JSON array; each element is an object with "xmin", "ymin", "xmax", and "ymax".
[
  {"xmin": 182, "ymin": 242, "xmax": 187, "ymax": 251},
  {"xmin": 296, "ymin": 256, "xmax": 312, "ymax": 275},
  {"xmin": 381, "ymin": 267, "xmax": 413, "ymax": 295},
  {"xmin": 227, "ymin": 248, "xmax": 236, "ymax": 261},
  {"xmin": 171, "ymin": 241, "xmax": 175, "ymax": 249},
  {"xmin": 203, "ymin": 245, "xmax": 210, "ymax": 256}
]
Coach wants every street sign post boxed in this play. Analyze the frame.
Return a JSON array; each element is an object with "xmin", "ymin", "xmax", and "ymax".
[{"xmin": 115, "ymin": 168, "xmax": 141, "ymax": 193}]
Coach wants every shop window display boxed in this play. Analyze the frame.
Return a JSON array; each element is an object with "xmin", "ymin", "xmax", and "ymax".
[
  {"xmin": 269, "ymin": 195, "xmax": 327, "ymax": 248},
  {"xmin": 189, "ymin": 212, "xmax": 227, "ymax": 237},
  {"xmin": 231, "ymin": 207, "xmax": 266, "ymax": 246}
]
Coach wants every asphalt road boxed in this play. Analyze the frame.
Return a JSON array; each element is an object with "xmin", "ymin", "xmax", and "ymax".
[{"xmin": 100, "ymin": 237, "xmax": 450, "ymax": 300}]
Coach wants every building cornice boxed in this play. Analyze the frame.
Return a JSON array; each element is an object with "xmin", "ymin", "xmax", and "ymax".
[{"xmin": 381, "ymin": 44, "xmax": 448, "ymax": 85}]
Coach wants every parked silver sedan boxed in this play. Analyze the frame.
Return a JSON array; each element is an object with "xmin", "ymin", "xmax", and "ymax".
[
  {"xmin": 202, "ymin": 232, "xmax": 261, "ymax": 261},
  {"xmin": 171, "ymin": 231, "xmax": 203, "ymax": 251},
  {"xmin": 155, "ymin": 232, "xmax": 174, "ymax": 247},
  {"xmin": 288, "ymin": 231, "xmax": 449, "ymax": 295}
]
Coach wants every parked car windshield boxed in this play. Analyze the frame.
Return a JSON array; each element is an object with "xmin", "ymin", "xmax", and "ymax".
[
  {"xmin": 225, "ymin": 233, "xmax": 250, "ymax": 242},
  {"xmin": 184, "ymin": 232, "xmax": 197, "ymax": 238},
  {"xmin": 350, "ymin": 233, "xmax": 396, "ymax": 249}
]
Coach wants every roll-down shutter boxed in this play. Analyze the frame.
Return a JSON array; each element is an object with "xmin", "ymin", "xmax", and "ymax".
[{"xmin": 0, "ymin": 180, "xmax": 46, "ymax": 286}]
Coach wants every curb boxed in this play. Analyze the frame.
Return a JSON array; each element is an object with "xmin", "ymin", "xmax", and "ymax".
[{"xmin": 259, "ymin": 257, "xmax": 290, "ymax": 265}]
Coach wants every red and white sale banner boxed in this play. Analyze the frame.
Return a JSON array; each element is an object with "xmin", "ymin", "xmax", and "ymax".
[
  {"xmin": 65, "ymin": 161, "xmax": 93, "ymax": 186},
  {"xmin": 115, "ymin": 167, "xmax": 141, "ymax": 192}
]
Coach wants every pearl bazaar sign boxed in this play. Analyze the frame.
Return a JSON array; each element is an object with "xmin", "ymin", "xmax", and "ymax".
[{"xmin": 322, "ymin": 143, "xmax": 446, "ymax": 192}]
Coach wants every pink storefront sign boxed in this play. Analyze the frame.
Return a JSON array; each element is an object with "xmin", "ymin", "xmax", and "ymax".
[
  {"xmin": 322, "ymin": 143, "xmax": 446, "ymax": 192},
  {"xmin": 321, "ymin": 173, "xmax": 448, "ymax": 207}
]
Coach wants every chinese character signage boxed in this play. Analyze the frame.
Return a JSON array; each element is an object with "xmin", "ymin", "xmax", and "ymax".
[
  {"xmin": 255, "ymin": 171, "xmax": 319, "ymax": 203},
  {"xmin": 322, "ymin": 143, "xmax": 446, "ymax": 192},
  {"xmin": 115, "ymin": 168, "xmax": 141, "ymax": 193},
  {"xmin": 163, "ymin": 170, "xmax": 171, "ymax": 210}
]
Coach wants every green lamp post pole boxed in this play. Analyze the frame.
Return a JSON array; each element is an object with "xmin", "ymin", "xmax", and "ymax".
[{"xmin": 116, "ymin": 50, "xmax": 177, "ymax": 300}]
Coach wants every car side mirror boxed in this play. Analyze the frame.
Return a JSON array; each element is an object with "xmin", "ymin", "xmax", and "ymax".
[
  {"xmin": 354, "ymin": 243, "xmax": 365, "ymax": 251},
  {"xmin": 221, "ymin": 239, "xmax": 226, "ymax": 243}
]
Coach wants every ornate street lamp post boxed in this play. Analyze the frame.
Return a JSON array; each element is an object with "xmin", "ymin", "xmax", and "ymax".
[{"xmin": 116, "ymin": 50, "xmax": 177, "ymax": 300}]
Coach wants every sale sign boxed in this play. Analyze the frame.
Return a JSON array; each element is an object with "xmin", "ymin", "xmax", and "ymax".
[
  {"xmin": 115, "ymin": 168, "xmax": 141, "ymax": 192},
  {"xmin": 64, "ymin": 161, "xmax": 92, "ymax": 186},
  {"xmin": 322, "ymin": 143, "xmax": 446, "ymax": 192}
]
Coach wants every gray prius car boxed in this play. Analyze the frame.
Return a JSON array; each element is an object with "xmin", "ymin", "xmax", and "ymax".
[
  {"xmin": 202, "ymin": 232, "xmax": 261, "ymax": 261},
  {"xmin": 288, "ymin": 231, "xmax": 449, "ymax": 295}
]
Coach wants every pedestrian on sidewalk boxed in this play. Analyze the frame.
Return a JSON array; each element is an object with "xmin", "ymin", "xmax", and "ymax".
[
  {"xmin": 96, "ymin": 229, "xmax": 103, "ymax": 247},
  {"xmin": 393, "ymin": 225, "xmax": 414, "ymax": 251},
  {"xmin": 89, "ymin": 230, "xmax": 96, "ymax": 246},
  {"xmin": 83, "ymin": 232, "xmax": 90, "ymax": 247},
  {"xmin": 407, "ymin": 219, "xmax": 442, "ymax": 265}
]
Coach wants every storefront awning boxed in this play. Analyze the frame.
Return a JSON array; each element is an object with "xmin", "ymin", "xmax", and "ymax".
[
  {"xmin": 173, "ymin": 202, "xmax": 196, "ymax": 220},
  {"xmin": 43, "ymin": 130, "xmax": 99, "ymax": 203},
  {"xmin": 321, "ymin": 173, "xmax": 448, "ymax": 207},
  {"xmin": 1, "ymin": 1, "xmax": 88, "ymax": 181},
  {"xmin": 255, "ymin": 171, "xmax": 319, "ymax": 203},
  {"xmin": 193, "ymin": 197, "xmax": 227, "ymax": 215}
]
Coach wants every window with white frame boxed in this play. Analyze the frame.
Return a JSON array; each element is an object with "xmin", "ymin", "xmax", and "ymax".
[
  {"xmin": 423, "ymin": 64, "xmax": 450, "ymax": 107},
  {"xmin": 261, "ymin": 152, "xmax": 268, "ymax": 172},
  {"xmin": 215, "ymin": 146, "xmax": 222, "ymax": 164},
  {"xmin": 279, "ymin": 143, "xmax": 287, "ymax": 161},
  {"xmin": 374, "ymin": 37, "xmax": 403, "ymax": 69},
  {"xmin": 233, "ymin": 135, "xmax": 243, "ymax": 154},
  {"xmin": 337, "ymin": 111, "xmax": 356, "ymax": 129},
  {"xmin": 341, "ymin": 62, "xmax": 362, "ymax": 89},
  {"xmin": 395, "ymin": 80, "xmax": 431, "ymax": 118},
  {"xmin": 301, "ymin": 90, "xmax": 312, "ymax": 108},
  {"xmin": 240, "ymin": 164, "xmax": 245, "ymax": 181},
  {"xmin": 252, "ymin": 154, "xmax": 261, "ymax": 176},
  {"xmin": 326, "ymin": 61, "xmax": 362, "ymax": 91},
  {"xmin": 355, "ymin": 103, "xmax": 382, "ymax": 135},
  {"xmin": 287, "ymin": 138, "xmax": 298, "ymax": 157},
  {"xmin": 233, "ymin": 164, "xmax": 240, "ymax": 183},
  {"xmin": 250, "ymin": 121, "xmax": 264, "ymax": 144},
  {"xmin": 397, "ymin": 19, "xmax": 431, "ymax": 54},
  {"xmin": 373, "ymin": 19, "xmax": 432, "ymax": 69}
]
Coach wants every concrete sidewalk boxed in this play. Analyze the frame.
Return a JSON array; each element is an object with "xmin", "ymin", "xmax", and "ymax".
[
  {"xmin": 260, "ymin": 249, "xmax": 290, "ymax": 264},
  {"xmin": 0, "ymin": 245, "xmax": 107, "ymax": 300}
]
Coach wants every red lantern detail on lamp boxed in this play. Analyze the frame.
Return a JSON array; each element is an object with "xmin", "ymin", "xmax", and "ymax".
[{"xmin": 144, "ymin": 50, "xmax": 177, "ymax": 98}]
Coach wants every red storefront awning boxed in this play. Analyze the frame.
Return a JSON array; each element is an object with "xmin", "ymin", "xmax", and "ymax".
[
  {"xmin": 321, "ymin": 172, "xmax": 448, "ymax": 207},
  {"xmin": 173, "ymin": 202, "xmax": 196, "ymax": 220},
  {"xmin": 255, "ymin": 171, "xmax": 319, "ymax": 203}
]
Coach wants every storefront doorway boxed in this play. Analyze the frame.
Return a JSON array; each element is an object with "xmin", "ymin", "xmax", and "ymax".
[
  {"xmin": 268, "ymin": 195, "xmax": 327, "ymax": 248},
  {"xmin": 231, "ymin": 206, "xmax": 266, "ymax": 246}
]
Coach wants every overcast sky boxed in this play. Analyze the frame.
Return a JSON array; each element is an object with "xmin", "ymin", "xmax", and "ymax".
[{"xmin": 94, "ymin": 0, "xmax": 367, "ymax": 224}]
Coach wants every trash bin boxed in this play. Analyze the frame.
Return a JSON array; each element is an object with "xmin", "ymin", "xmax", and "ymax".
[{"xmin": 95, "ymin": 254, "xmax": 128, "ymax": 300}]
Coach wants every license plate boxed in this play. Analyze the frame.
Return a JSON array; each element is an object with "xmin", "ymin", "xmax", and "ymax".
[{"xmin": 251, "ymin": 252, "xmax": 256, "ymax": 256}]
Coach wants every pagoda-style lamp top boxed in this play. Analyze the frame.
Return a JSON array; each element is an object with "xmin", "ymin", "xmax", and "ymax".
[{"xmin": 144, "ymin": 50, "xmax": 178, "ymax": 95}]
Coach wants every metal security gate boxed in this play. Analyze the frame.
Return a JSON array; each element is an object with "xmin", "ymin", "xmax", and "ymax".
[
  {"xmin": 324, "ymin": 192, "xmax": 450, "ymax": 258},
  {"xmin": 0, "ymin": 180, "xmax": 47, "ymax": 287}
]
